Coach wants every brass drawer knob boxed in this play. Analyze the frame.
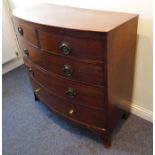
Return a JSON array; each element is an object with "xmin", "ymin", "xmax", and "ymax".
[
  {"xmin": 18, "ymin": 27, "xmax": 23, "ymax": 35},
  {"xmin": 63, "ymin": 64, "xmax": 73, "ymax": 77},
  {"xmin": 69, "ymin": 109, "xmax": 74, "ymax": 115},
  {"xmin": 34, "ymin": 88, "xmax": 40, "ymax": 93},
  {"xmin": 65, "ymin": 87, "xmax": 76, "ymax": 98},
  {"xmin": 27, "ymin": 67, "xmax": 34, "ymax": 76},
  {"xmin": 23, "ymin": 48, "xmax": 29, "ymax": 56},
  {"xmin": 59, "ymin": 42, "xmax": 72, "ymax": 55},
  {"xmin": 28, "ymin": 67, "xmax": 33, "ymax": 72}
]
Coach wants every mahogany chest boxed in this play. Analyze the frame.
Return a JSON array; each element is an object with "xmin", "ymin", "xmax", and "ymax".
[{"xmin": 12, "ymin": 4, "xmax": 138, "ymax": 147}]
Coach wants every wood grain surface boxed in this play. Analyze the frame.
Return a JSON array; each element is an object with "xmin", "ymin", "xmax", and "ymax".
[{"xmin": 12, "ymin": 5, "xmax": 138, "ymax": 147}]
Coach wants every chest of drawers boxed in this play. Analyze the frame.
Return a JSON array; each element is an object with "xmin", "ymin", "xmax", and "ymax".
[{"xmin": 13, "ymin": 4, "xmax": 138, "ymax": 148}]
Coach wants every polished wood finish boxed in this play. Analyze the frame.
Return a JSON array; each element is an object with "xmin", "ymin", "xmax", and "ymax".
[
  {"xmin": 19, "ymin": 39, "xmax": 105, "ymax": 85},
  {"xmin": 14, "ymin": 18, "xmax": 38, "ymax": 45},
  {"xmin": 12, "ymin": 4, "xmax": 138, "ymax": 148},
  {"xmin": 38, "ymin": 29, "xmax": 106, "ymax": 61},
  {"xmin": 106, "ymin": 17, "xmax": 138, "ymax": 130},
  {"xmin": 18, "ymin": 40, "xmax": 43, "ymax": 66},
  {"xmin": 13, "ymin": 3, "xmax": 138, "ymax": 32},
  {"xmin": 27, "ymin": 61, "xmax": 105, "ymax": 109},
  {"xmin": 30, "ymin": 78, "xmax": 106, "ymax": 129},
  {"xmin": 42, "ymin": 51, "xmax": 104, "ymax": 85}
]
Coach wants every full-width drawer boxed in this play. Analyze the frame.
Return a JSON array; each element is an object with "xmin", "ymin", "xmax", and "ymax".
[
  {"xmin": 18, "ymin": 40, "xmax": 43, "ymax": 66},
  {"xmin": 28, "ymin": 63, "xmax": 105, "ymax": 109},
  {"xmin": 13, "ymin": 18, "xmax": 38, "ymax": 46},
  {"xmin": 38, "ymin": 29, "xmax": 106, "ymax": 61},
  {"xmin": 31, "ymin": 79, "xmax": 106, "ymax": 129},
  {"xmin": 42, "ymin": 51, "xmax": 104, "ymax": 85}
]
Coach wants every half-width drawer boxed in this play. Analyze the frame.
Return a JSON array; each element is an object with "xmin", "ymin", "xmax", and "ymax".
[
  {"xmin": 42, "ymin": 51, "xmax": 104, "ymax": 85},
  {"xmin": 18, "ymin": 40, "xmax": 43, "ymax": 66},
  {"xmin": 30, "ymin": 79, "xmax": 106, "ymax": 129},
  {"xmin": 29, "ymin": 64, "xmax": 105, "ymax": 109},
  {"xmin": 13, "ymin": 17, "xmax": 38, "ymax": 46},
  {"xmin": 38, "ymin": 29, "xmax": 106, "ymax": 61}
]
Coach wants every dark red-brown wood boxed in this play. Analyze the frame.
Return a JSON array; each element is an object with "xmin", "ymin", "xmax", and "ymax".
[
  {"xmin": 12, "ymin": 5, "xmax": 138, "ymax": 147},
  {"xmin": 42, "ymin": 51, "xmax": 104, "ymax": 85},
  {"xmin": 26, "ymin": 61, "xmax": 105, "ymax": 109},
  {"xmin": 13, "ymin": 18, "xmax": 38, "ymax": 46},
  {"xmin": 30, "ymin": 78, "xmax": 106, "ymax": 129},
  {"xmin": 38, "ymin": 29, "xmax": 106, "ymax": 61},
  {"xmin": 18, "ymin": 39, "xmax": 43, "ymax": 66}
]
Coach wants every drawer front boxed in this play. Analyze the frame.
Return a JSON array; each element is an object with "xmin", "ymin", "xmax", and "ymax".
[
  {"xmin": 18, "ymin": 40, "xmax": 43, "ymax": 66},
  {"xmin": 31, "ymin": 79, "xmax": 106, "ymax": 128},
  {"xmin": 13, "ymin": 18, "xmax": 38, "ymax": 46},
  {"xmin": 38, "ymin": 29, "xmax": 106, "ymax": 61},
  {"xmin": 28, "ymin": 64, "xmax": 104, "ymax": 109},
  {"xmin": 42, "ymin": 51, "xmax": 104, "ymax": 85}
]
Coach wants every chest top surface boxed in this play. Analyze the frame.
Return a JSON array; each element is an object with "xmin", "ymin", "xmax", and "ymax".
[{"xmin": 13, "ymin": 3, "xmax": 138, "ymax": 32}]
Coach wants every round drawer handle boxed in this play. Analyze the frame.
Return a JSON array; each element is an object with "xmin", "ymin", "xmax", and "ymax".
[
  {"xmin": 34, "ymin": 88, "xmax": 40, "ymax": 94},
  {"xmin": 69, "ymin": 109, "xmax": 74, "ymax": 115},
  {"xmin": 59, "ymin": 42, "xmax": 71, "ymax": 55},
  {"xmin": 65, "ymin": 87, "xmax": 76, "ymax": 98},
  {"xmin": 27, "ymin": 67, "xmax": 34, "ymax": 76},
  {"xmin": 23, "ymin": 48, "xmax": 29, "ymax": 56},
  {"xmin": 63, "ymin": 64, "xmax": 73, "ymax": 77},
  {"xmin": 18, "ymin": 27, "xmax": 23, "ymax": 35},
  {"xmin": 28, "ymin": 67, "xmax": 33, "ymax": 72}
]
